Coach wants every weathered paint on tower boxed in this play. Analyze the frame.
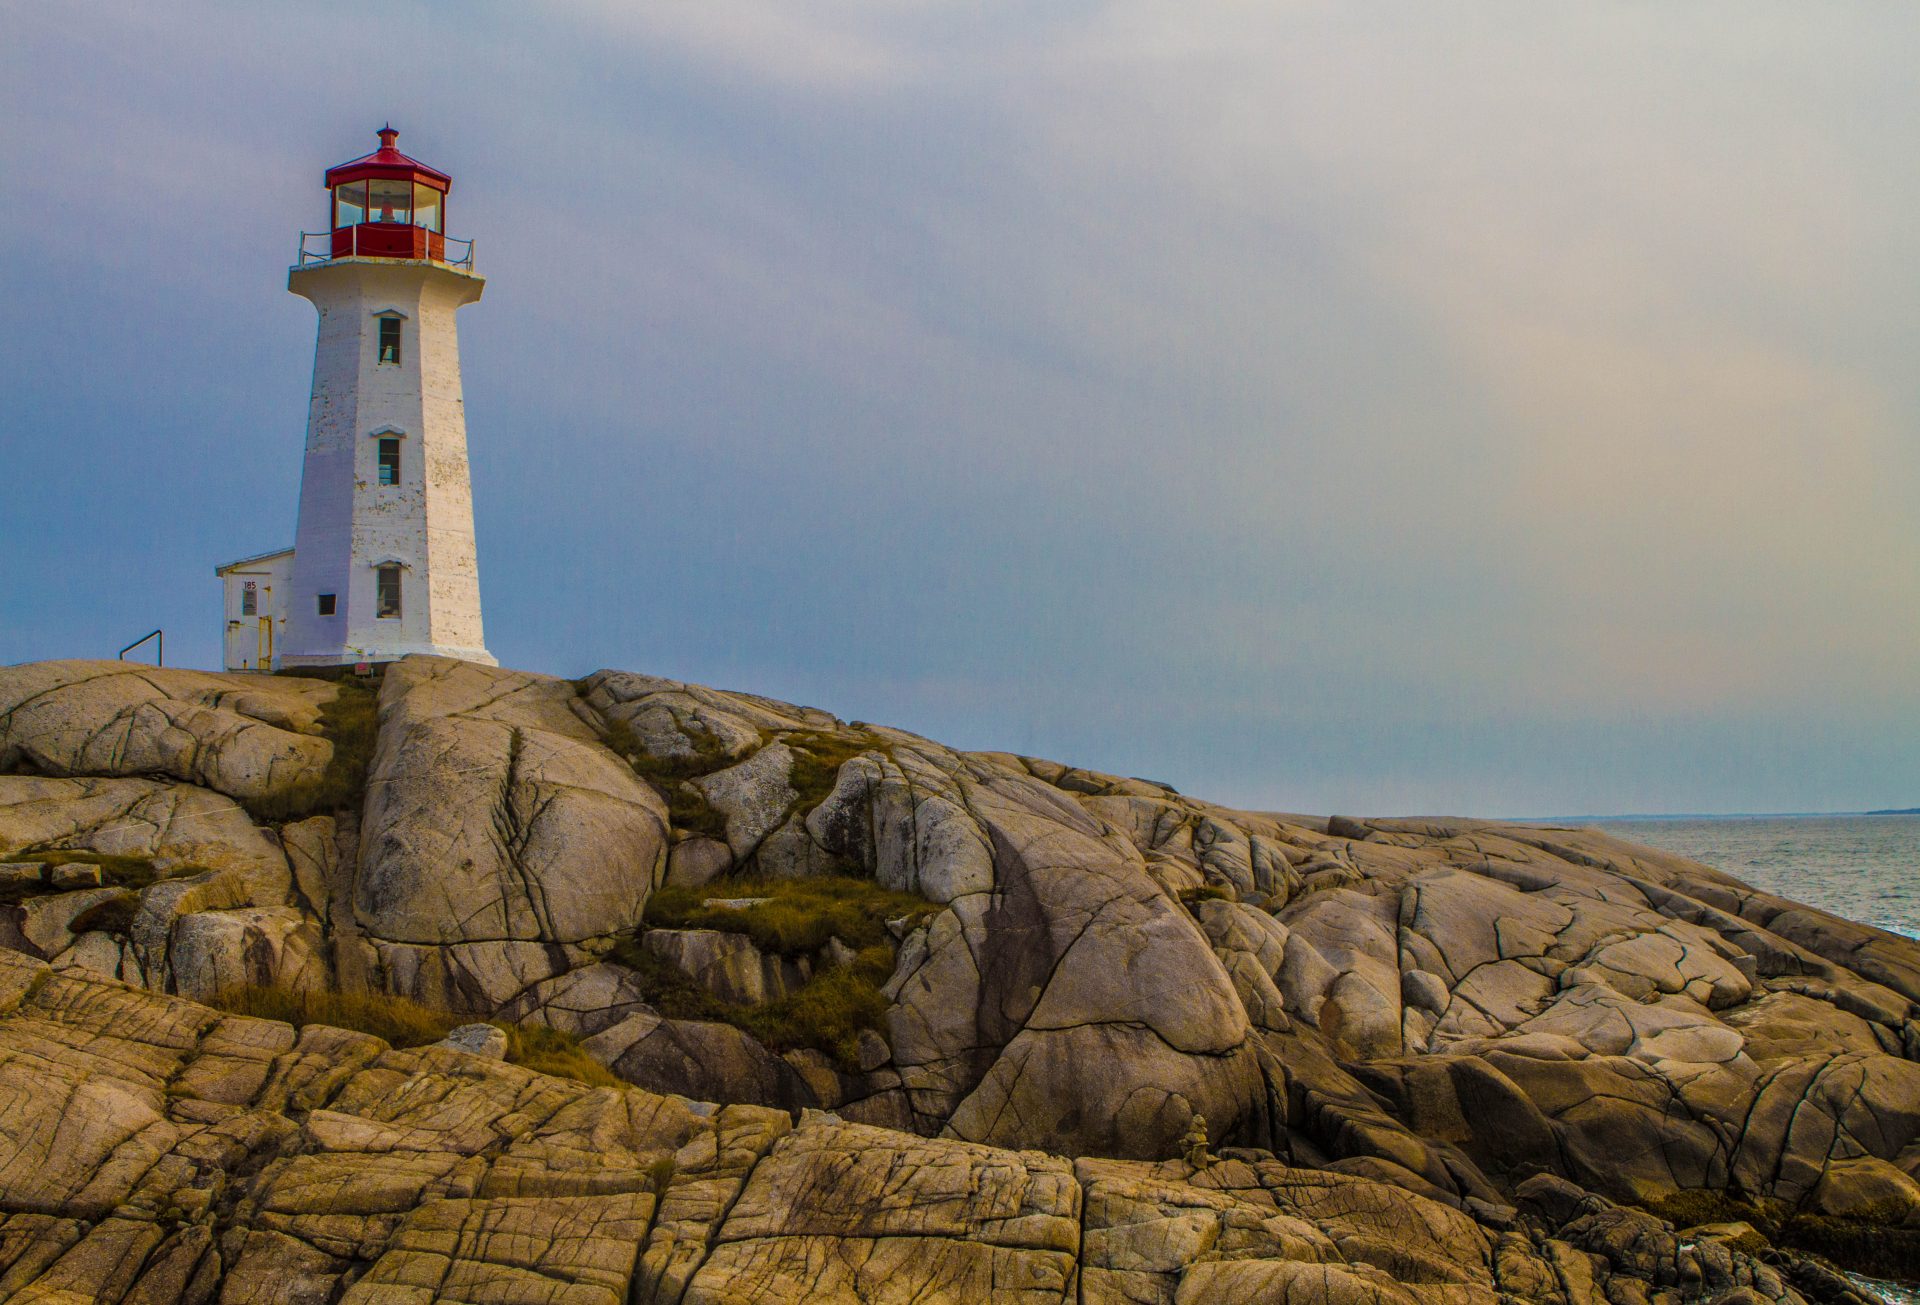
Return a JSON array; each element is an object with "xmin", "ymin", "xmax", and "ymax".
[{"xmin": 278, "ymin": 128, "xmax": 494, "ymax": 668}]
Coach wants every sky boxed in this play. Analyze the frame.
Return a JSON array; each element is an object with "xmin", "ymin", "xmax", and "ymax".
[{"xmin": 3, "ymin": 3, "xmax": 1918, "ymax": 817}]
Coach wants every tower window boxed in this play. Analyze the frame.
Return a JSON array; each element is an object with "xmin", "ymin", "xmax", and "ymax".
[
  {"xmin": 378, "ymin": 437, "xmax": 401, "ymax": 486},
  {"xmin": 376, "ymin": 565, "xmax": 402, "ymax": 619},
  {"xmin": 333, "ymin": 181, "xmax": 367, "ymax": 228},
  {"xmin": 317, "ymin": 593, "xmax": 337, "ymax": 616},
  {"xmin": 241, "ymin": 582, "xmax": 257, "ymax": 616},
  {"xmin": 368, "ymin": 178, "xmax": 411, "ymax": 225},
  {"xmin": 378, "ymin": 317, "xmax": 402, "ymax": 365}
]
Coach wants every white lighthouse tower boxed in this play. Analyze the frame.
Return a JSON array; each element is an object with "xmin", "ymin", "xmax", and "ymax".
[{"xmin": 219, "ymin": 126, "xmax": 494, "ymax": 670}]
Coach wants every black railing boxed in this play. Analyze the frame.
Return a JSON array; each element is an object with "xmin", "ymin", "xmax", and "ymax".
[
  {"xmin": 296, "ymin": 228, "xmax": 475, "ymax": 270},
  {"xmin": 118, "ymin": 629, "xmax": 162, "ymax": 666}
]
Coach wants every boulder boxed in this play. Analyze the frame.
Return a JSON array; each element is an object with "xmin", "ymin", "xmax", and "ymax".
[
  {"xmin": 48, "ymin": 862, "xmax": 101, "ymax": 889},
  {"xmin": 166, "ymin": 906, "xmax": 327, "ymax": 999},
  {"xmin": 13, "ymin": 887, "xmax": 127, "ymax": 959},
  {"xmin": 0, "ymin": 861, "xmax": 44, "ymax": 889},
  {"xmin": 492, "ymin": 962, "xmax": 657, "ymax": 1038},
  {"xmin": 640, "ymin": 928, "xmax": 808, "ymax": 1006},
  {"xmin": 690, "ymin": 743, "xmax": 797, "ymax": 862},
  {"xmin": 665, "ymin": 836, "xmax": 732, "ymax": 889},
  {"xmin": 582, "ymin": 1010, "xmax": 814, "ymax": 1107},
  {"xmin": 353, "ymin": 659, "xmax": 669, "ymax": 1010},
  {"xmin": 1279, "ymin": 888, "xmax": 1402, "ymax": 1058},
  {"xmin": 0, "ymin": 659, "xmax": 334, "ymax": 808},
  {"xmin": 1813, "ymin": 1155, "xmax": 1920, "ymax": 1226},
  {"xmin": 683, "ymin": 1120, "xmax": 1079, "ymax": 1304},
  {"xmin": 1193, "ymin": 898, "xmax": 1292, "ymax": 1029},
  {"xmin": 0, "ymin": 775, "xmax": 290, "ymax": 900},
  {"xmin": 437, "ymin": 1023, "xmax": 510, "ymax": 1060}
]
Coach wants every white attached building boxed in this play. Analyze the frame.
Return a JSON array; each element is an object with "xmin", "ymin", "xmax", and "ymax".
[
  {"xmin": 214, "ymin": 548, "xmax": 293, "ymax": 672},
  {"xmin": 217, "ymin": 126, "xmax": 495, "ymax": 672}
]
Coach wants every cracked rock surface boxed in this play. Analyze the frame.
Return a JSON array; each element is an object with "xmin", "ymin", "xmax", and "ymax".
[
  {"xmin": 0, "ymin": 948, "xmax": 1879, "ymax": 1304},
  {"xmin": 1, "ymin": 655, "xmax": 1918, "ymax": 1300},
  {"xmin": 0, "ymin": 660, "xmax": 334, "ymax": 807}
]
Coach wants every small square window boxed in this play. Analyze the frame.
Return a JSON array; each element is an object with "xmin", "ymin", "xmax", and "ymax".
[
  {"xmin": 378, "ymin": 317, "xmax": 402, "ymax": 365},
  {"xmin": 317, "ymin": 593, "xmax": 337, "ymax": 616},
  {"xmin": 378, "ymin": 437, "xmax": 400, "ymax": 486}
]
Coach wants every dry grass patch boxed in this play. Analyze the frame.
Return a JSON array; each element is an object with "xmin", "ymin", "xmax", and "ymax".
[
  {"xmin": 619, "ymin": 876, "xmax": 932, "ymax": 1070},
  {"xmin": 0, "ymin": 852, "xmax": 189, "ymax": 905},
  {"xmin": 202, "ymin": 985, "xmax": 619, "ymax": 1088},
  {"xmin": 610, "ymin": 936, "xmax": 896, "ymax": 1070},
  {"xmin": 780, "ymin": 729, "xmax": 884, "ymax": 814},
  {"xmin": 641, "ymin": 875, "xmax": 934, "ymax": 958},
  {"xmin": 206, "ymin": 985, "xmax": 461, "ymax": 1047},
  {"xmin": 247, "ymin": 676, "xmax": 380, "ymax": 820},
  {"xmin": 499, "ymin": 1022, "xmax": 624, "ymax": 1089},
  {"xmin": 732, "ymin": 946, "xmax": 894, "ymax": 1067}
]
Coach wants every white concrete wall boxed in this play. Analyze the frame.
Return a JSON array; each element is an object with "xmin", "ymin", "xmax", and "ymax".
[{"xmin": 281, "ymin": 258, "xmax": 495, "ymax": 667}]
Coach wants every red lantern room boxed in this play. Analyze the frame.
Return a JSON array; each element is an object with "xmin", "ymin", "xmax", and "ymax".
[{"xmin": 316, "ymin": 125, "xmax": 463, "ymax": 265}]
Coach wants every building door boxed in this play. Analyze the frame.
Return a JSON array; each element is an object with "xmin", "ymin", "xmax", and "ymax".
[{"xmin": 226, "ymin": 578, "xmax": 267, "ymax": 671}]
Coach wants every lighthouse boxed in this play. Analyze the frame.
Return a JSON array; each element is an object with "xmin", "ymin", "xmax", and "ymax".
[{"xmin": 217, "ymin": 126, "xmax": 495, "ymax": 670}]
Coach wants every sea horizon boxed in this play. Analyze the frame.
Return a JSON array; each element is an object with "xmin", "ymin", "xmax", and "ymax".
[{"xmin": 1542, "ymin": 808, "xmax": 1920, "ymax": 823}]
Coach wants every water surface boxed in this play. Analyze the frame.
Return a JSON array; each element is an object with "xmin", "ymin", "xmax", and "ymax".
[{"xmin": 1593, "ymin": 813, "xmax": 1920, "ymax": 939}]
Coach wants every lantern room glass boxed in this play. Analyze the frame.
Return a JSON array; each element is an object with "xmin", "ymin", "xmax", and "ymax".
[
  {"xmin": 333, "ymin": 181, "xmax": 367, "ymax": 227},
  {"xmin": 411, "ymin": 183, "xmax": 443, "ymax": 233},
  {"xmin": 368, "ymin": 179, "xmax": 411, "ymax": 224}
]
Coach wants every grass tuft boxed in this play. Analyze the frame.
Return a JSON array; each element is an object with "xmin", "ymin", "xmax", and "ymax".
[
  {"xmin": 606, "ymin": 942, "xmax": 735, "ymax": 1023},
  {"xmin": 667, "ymin": 785, "xmax": 732, "ymax": 843},
  {"xmin": 732, "ymin": 946, "xmax": 894, "ymax": 1067},
  {"xmin": 244, "ymin": 677, "xmax": 380, "ymax": 821},
  {"xmin": 205, "ymin": 984, "xmax": 461, "ymax": 1047},
  {"xmin": 0, "ymin": 853, "xmax": 192, "ymax": 905},
  {"xmin": 601, "ymin": 718, "xmax": 740, "ymax": 840},
  {"xmin": 1781, "ymin": 1216, "xmax": 1920, "ymax": 1284},
  {"xmin": 200, "ymin": 984, "xmax": 618, "ymax": 1088},
  {"xmin": 616, "ymin": 878, "xmax": 925, "ymax": 1071},
  {"xmin": 780, "ymin": 730, "xmax": 883, "ymax": 815},
  {"xmin": 641, "ymin": 876, "xmax": 935, "ymax": 958},
  {"xmin": 498, "ymin": 1022, "xmax": 624, "ymax": 1089},
  {"xmin": 610, "ymin": 936, "xmax": 895, "ymax": 1071}
]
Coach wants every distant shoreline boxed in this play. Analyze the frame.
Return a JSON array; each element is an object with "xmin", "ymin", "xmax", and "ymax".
[{"xmin": 1549, "ymin": 809, "xmax": 1920, "ymax": 822}]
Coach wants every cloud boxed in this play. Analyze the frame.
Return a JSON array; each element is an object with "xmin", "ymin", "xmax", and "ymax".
[{"xmin": 3, "ymin": 2, "xmax": 1918, "ymax": 814}]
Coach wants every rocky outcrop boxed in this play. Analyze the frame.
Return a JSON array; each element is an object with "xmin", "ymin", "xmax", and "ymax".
[
  {"xmin": 640, "ymin": 928, "xmax": 810, "ymax": 1005},
  {"xmin": 3, "ymin": 654, "xmax": 1920, "ymax": 1297},
  {"xmin": 0, "ymin": 949, "xmax": 1877, "ymax": 1304},
  {"xmin": 353, "ymin": 659, "xmax": 670, "ymax": 1010},
  {"xmin": 0, "ymin": 660, "xmax": 334, "ymax": 808}
]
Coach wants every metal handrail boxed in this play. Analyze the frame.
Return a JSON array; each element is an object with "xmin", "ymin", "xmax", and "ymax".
[
  {"xmin": 118, "ymin": 629, "xmax": 163, "ymax": 666},
  {"xmin": 296, "ymin": 230, "xmax": 333, "ymax": 265},
  {"xmin": 295, "ymin": 227, "xmax": 475, "ymax": 271}
]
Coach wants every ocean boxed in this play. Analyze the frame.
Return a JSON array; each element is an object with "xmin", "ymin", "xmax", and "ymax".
[
  {"xmin": 1595, "ymin": 813, "xmax": 1920, "ymax": 1302},
  {"xmin": 1593, "ymin": 813, "xmax": 1920, "ymax": 940}
]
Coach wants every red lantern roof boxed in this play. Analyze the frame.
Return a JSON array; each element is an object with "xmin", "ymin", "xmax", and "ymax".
[{"xmin": 324, "ymin": 125, "xmax": 452, "ymax": 193}]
